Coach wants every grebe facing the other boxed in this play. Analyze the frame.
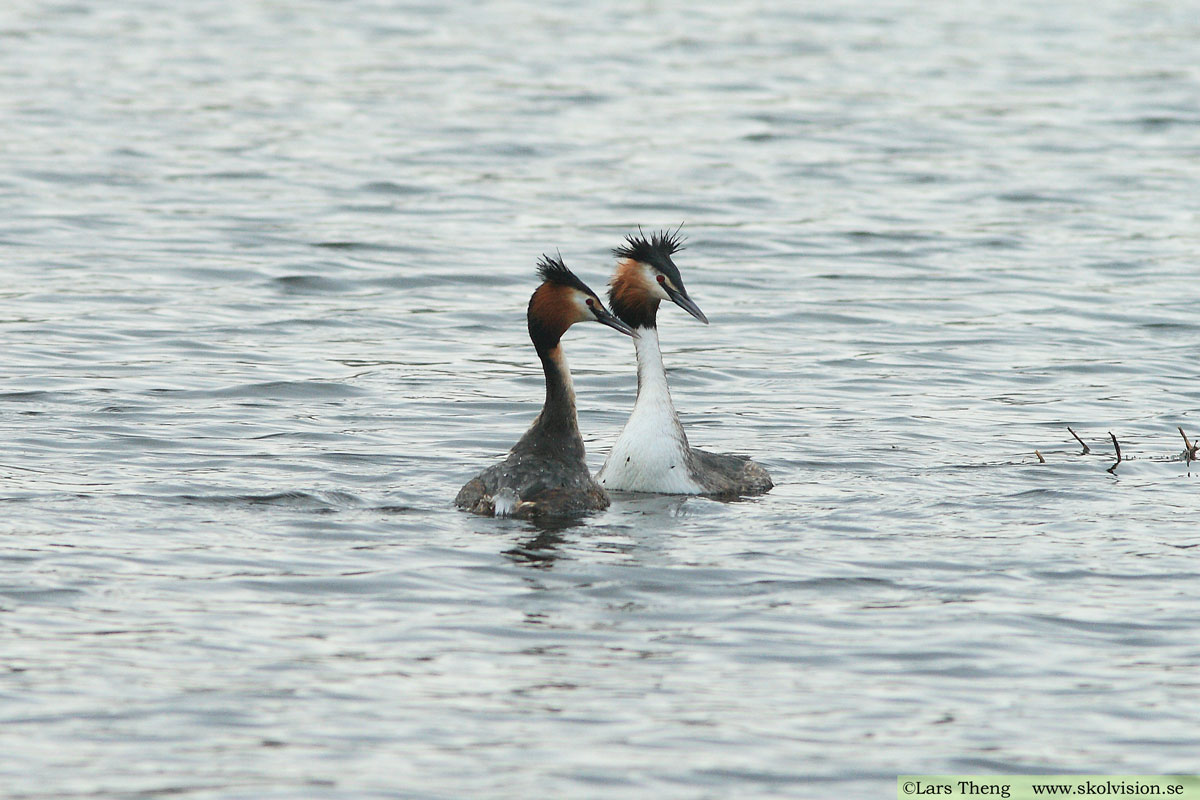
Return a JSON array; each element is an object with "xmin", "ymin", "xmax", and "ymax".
[
  {"xmin": 596, "ymin": 229, "xmax": 773, "ymax": 498},
  {"xmin": 456, "ymin": 254, "xmax": 633, "ymax": 518}
]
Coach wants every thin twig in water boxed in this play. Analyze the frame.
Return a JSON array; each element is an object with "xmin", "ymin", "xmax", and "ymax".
[
  {"xmin": 1180, "ymin": 427, "xmax": 1198, "ymax": 461},
  {"xmin": 1107, "ymin": 432, "xmax": 1122, "ymax": 474},
  {"xmin": 1067, "ymin": 426, "xmax": 1090, "ymax": 454},
  {"xmin": 1035, "ymin": 450, "xmax": 1045, "ymax": 464}
]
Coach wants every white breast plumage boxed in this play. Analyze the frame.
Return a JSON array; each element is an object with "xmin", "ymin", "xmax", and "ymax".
[{"xmin": 597, "ymin": 327, "xmax": 705, "ymax": 494}]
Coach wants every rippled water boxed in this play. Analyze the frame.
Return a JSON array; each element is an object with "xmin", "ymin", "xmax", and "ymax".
[{"xmin": 3, "ymin": 1, "xmax": 1199, "ymax": 797}]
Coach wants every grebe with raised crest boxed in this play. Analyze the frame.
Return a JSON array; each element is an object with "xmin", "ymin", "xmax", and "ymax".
[
  {"xmin": 456, "ymin": 254, "xmax": 633, "ymax": 518},
  {"xmin": 596, "ymin": 229, "xmax": 773, "ymax": 497}
]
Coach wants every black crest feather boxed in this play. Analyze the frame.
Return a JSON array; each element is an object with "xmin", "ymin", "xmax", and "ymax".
[
  {"xmin": 612, "ymin": 225, "xmax": 686, "ymax": 265},
  {"xmin": 536, "ymin": 252, "xmax": 593, "ymax": 295}
]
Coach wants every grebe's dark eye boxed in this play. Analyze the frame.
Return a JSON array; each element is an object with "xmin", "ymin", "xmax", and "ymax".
[
  {"xmin": 656, "ymin": 274, "xmax": 666, "ymax": 284},
  {"xmin": 585, "ymin": 297, "xmax": 595, "ymax": 307}
]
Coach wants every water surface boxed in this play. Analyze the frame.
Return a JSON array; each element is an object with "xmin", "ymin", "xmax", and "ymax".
[{"xmin": 2, "ymin": 1, "xmax": 1199, "ymax": 798}]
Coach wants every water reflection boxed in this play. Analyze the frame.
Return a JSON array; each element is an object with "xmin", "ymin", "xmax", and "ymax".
[
  {"xmin": 6, "ymin": 0, "xmax": 1200, "ymax": 796},
  {"xmin": 502, "ymin": 515, "xmax": 586, "ymax": 568},
  {"xmin": 499, "ymin": 492, "xmax": 700, "ymax": 568}
]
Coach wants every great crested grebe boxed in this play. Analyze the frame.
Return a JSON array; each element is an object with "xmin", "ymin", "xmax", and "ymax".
[
  {"xmin": 456, "ymin": 254, "xmax": 634, "ymax": 518},
  {"xmin": 596, "ymin": 229, "xmax": 773, "ymax": 497}
]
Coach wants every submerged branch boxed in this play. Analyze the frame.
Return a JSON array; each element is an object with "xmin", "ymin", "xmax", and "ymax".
[
  {"xmin": 1106, "ymin": 432, "xmax": 1122, "ymax": 474},
  {"xmin": 1053, "ymin": 427, "xmax": 1197, "ymax": 471},
  {"xmin": 1180, "ymin": 427, "xmax": 1198, "ymax": 462}
]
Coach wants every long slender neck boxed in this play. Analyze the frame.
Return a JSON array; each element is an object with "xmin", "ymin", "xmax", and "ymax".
[
  {"xmin": 534, "ymin": 343, "xmax": 579, "ymax": 437},
  {"xmin": 627, "ymin": 324, "xmax": 690, "ymax": 450},
  {"xmin": 633, "ymin": 326, "xmax": 675, "ymax": 407}
]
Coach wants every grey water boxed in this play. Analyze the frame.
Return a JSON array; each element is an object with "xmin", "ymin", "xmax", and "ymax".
[{"xmin": 2, "ymin": 1, "xmax": 1199, "ymax": 797}]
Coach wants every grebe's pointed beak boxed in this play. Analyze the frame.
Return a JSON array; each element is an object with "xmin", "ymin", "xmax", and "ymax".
[
  {"xmin": 591, "ymin": 302, "xmax": 635, "ymax": 336},
  {"xmin": 664, "ymin": 284, "xmax": 709, "ymax": 324}
]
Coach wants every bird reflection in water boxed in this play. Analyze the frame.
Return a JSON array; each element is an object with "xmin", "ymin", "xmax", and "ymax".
[
  {"xmin": 500, "ymin": 493, "xmax": 695, "ymax": 569},
  {"xmin": 502, "ymin": 515, "xmax": 585, "ymax": 568}
]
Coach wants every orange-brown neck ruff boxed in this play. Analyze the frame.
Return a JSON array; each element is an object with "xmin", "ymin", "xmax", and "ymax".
[
  {"xmin": 525, "ymin": 286, "xmax": 580, "ymax": 437},
  {"xmin": 608, "ymin": 259, "xmax": 660, "ymax": 330},
  {"xmin": 527, "ymin": 283, "xmax": 578, "ymax": 356}
]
